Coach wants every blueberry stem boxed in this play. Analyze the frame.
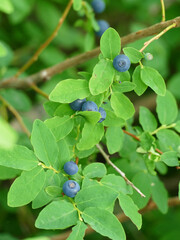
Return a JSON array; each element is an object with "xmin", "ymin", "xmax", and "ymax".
[
  {"xmin": 139, "ymin": 22, "xmax": 176, "ymax": 53},
  {"xmin": 68, "ymin": 198, "xmax": 83, "ymax": 221},
  {"xmin": 160, "ymin": 0, "xmax": 166, "ymax": 22},
  {"xmin": 38, "ymin": 162, "xmax": 60, "ymax": 174},
  {"xmin": 96, "ymin": 143, "xmax": 146, "ymax": 198}
]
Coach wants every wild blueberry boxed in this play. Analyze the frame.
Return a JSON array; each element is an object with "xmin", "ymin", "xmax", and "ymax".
[
  {"xmin": 64, "ymin": 161, "xmax": 78, "ymax": 175},
  {"xmin": 63, "ymin": 180, "xmax": 80, "ymax": 198},
  {"xmin": 69, "ymin": 98, "xmax": 86, "ymax": 111},
  {"xmin": 98, "ymin": 107, "xmax": 106, "ymax": 123},
  {"xmin": 96, "ymin": 20, "xmax": 110, "ymax": 37},
  {"xmin": 81, "ymin": 101, "xmax": 98, "ymax": 112},
  {"xmin": 91, "ymin": 0, "xmax": 105, "ymax": 14},
  {"xmin": 113, "ymin": 55, "xmax": 131, "ymax": 72}
]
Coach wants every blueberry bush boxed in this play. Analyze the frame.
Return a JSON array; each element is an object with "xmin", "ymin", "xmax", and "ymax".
[{"xmin": 0, "ymin": 0, "xmax": 180, "ymax": 239}]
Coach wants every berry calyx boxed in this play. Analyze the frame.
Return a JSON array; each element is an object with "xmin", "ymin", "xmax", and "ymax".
[
  {"xmin": 82, "ymin": 101, "xmax": 98, "ymax": 112},
  {"xmin": 63, "ymin": 161, "xmax": 78, "ymax": 175},
  {"xmin": 113, "ymin": 54, "xmax": 131, "ymax": 72},
  {"xmin": 69, "ymin": 98, "xmax": 86, "ymax": 111},
  {"xmin": 63, "ymin": 180, "xmax": 80, "ymax": 198}
]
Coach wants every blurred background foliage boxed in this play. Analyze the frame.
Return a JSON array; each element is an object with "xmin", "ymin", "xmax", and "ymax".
[{"xmin": 0, "ymin": 0, "xmax": 180, "ymax": 239}]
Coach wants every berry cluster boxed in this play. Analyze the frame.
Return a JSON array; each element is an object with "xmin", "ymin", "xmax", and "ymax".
[
  {"xmin": 70, "ymin": 99, "xmax": 106, "ymax": 123},
  {"xmin": 91, "ymin": 0, "xmax": 109, "ymax": 36},
  {"xmin": 63, "ymin": 161, "xmax": 80, "ymax": 198}
]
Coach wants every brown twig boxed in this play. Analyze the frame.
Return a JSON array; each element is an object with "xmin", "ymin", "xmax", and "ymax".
[
  {"xmin": 0, "ymin": 95, "xmax": 31, "ymax": 137},
  {"xmin": 30, "ymin": 83, "xmax": 49, "ymax": 100},
  {"xmin": 122, "ymin": 129, "xmax": 163, "ymax": 155},
  {"xmin": 96, "ymin": 143, "xmax": 146, "ymax": 197},
  {"xmin": 1, "ymin": 16, "xmax": 180, "ymax": 89},
  {"xmin": 50, "ymin": 196, "xmax": 180, "ymax": 240},
  {"xmin": 139, "ymin": 22, "xmax": 176, "ymax": 52},
  {"xmin": 13, "ymin": 0, "xmax": 73, "ymax": 79}
]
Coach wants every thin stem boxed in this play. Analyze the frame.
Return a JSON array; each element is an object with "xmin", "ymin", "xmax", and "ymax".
[
  {"xmin": 151, "ymin": 123, "xmax": 176, "ymax": 135},
  {"xmin": 14, "ymin": 0, "xmax": 73, "ymax": 78},
  {"xmin": 1, "ymin": 16, "xmax": 180, "ymax": 89},
  {"xmin": 38, "ymin": 162, "xmax": 60, "ymax": 174},
  {"xmin": 30, "ymin": 83, "xmax": 49, "ymax": 100},
  {"xmin": 68, "ymin": 198, "xmax": 83, "ymax": 221},
  {"xmin": 0, "ymin": 95, "xmax": 31, "ymax": 138},
  {"xmin": 50, "ymin": 196, "xmax": 180, "ymax": 240},
  {"xmin": 140, "ymin": 23, "xmax": 176, "ymax": 53},
  {"xmin": 123, "ymin": 129, "xmax": 163, "ymax": 155},
  {"xmin": 96, "ymin": 144, "xmax": 146, "ymax": 198},
  {"xmin": 161, "ymin": 0, "xmax": 166, "ymax": 22}
]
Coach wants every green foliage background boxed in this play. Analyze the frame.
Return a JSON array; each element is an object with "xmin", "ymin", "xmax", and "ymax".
[{"xmin": 0, "ymin": 0, "xmax": 180, "ymax": 239}]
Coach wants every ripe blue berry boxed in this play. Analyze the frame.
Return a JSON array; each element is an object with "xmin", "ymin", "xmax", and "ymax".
[
  {"xmin": 113, "ymin": 55, "xmax": 131, "ymax": 72},
  {"xmin": 96, "ymin": 20, "xmax": 110, "ymax": 37},
  {"xmin": 82, "ymin": 101, "xmax": 98, "ymax": 112},
  {"xmin": 64, "ymin": 161, "xmax": 78, "ymax": 175},
  {"xmin": 63, "ymin": 180, "xmax": 80, "ymax": 198},
  {"xmin": 98, "ymin": 107, "xmax": 106, "ymax": 123},
  {"xmin": 91, "ymin": 0, "xmax": 105, "ymax": 14},
  {"xmin": 69, "ymin": 98, "xmax": 86, "ymax": 111}
]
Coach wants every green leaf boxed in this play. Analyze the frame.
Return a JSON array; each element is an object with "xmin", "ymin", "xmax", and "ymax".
[
  {"xmin": 101, "ymin": 174, "xmax": 132, "ymax": 195},
  {"xmin": 106, "ymin": 126, "xmax": 124, "ymax": 154},
  {"xmin": 0, "ymin": 166, "xmax": 21, "ymax": 180},
  {"xmin": 112, "ymin": 82, "xmax": 136, "ymax": 93},
  {"xmin": 0, "ymin": 89, "xmax": 32, "ymax": 112},
  {"xmin": 123, "ymin": 47, "xmax": 143, "ymax": 63},
  {"xmin": 132, "ymin": 66, "xmax": 147, "ymax": 96},
  {"xmin": 49, "ymin": 79, "xmax": 90, "ymax": 103},
  {"xmin": 118, "ymin": 193, "xmax": 142, "ymax": 229},
  {"xmin": 35, "ymin": 200, "xmax": 78, "ymax": 229},
  {"xmin": 139, "ymin": 107, "xmax": 157, "ymax": 132},
  {"xmin": 75, "ymin": 185, "xmax": 118, "ymax": 211},
  {"xmin": 0, "ymin": 0, "xmax": 14, "ymax": 14},
  {"xmin": 67, "ymin": 221, "xmax": 87, "ymax": 240},
  {"xmin": 43, "ymin": 101, "xmax": 60, "ymax": 117},
  {"xmin": 0, "ymin": 145, "xmax": 38, "ymax": 170},
  {"xmin": 45, "ymin": 116, "xmax": 74, "ymax": 141},
  {"xmin": 150, "ymin": 175, "xmax": 168, "ymax": 213},
  {"xmin": 54, "ymin": 104, "xmax": 74, "ymax": 117},
  {"xmin": 31, "ymin": 120, "xmax": 60, "ymax": 170},
  {"xmin": 103, "ymin": 109, "xmax": 125, "ymax": 127},
  {"xmin": 8, "ymin": 166, "xmax": 46, "ymax": 207},
  {"xmin": 73, "ymin": 0, "xmax": 82, "ymax": 11},
  {"xmin": 77, "ymin": 123, "xmax": 104, "ymax": 150},
  {"xmin": 179, "ymin": 182, "xmax": 180, "ymax": 200},
  {"xmin": 0, "ymin": 118, "xmax": 17, "ymax": 149},
  {"xmin": 82, "ymin": 207, "xmax": 126, "ymax": 240},
  {"xmin": 140, "ymin": 132, "xmax": 155, "ymax": 151},
  {"xmin": 156, "ymin": 129, "xmax": 180, "ymax": 153},
  {"xmin": 111, "ymin": 92, "xmax": 135, "ymax": 120},
  {"xmin": 32, "ymin": 170, "xmax": 62, "ymax": 209},
  {"xmin": 57, "ymin": 139, "xmax": 71, "ymax": 168},
  {"xmin": 76, "ymin": 111, "xmax": 101, "ymax": 124},
  {"xmin": 45, "ymin": 186, "xmax": 62, "ymax": 197},
  {"xmin": 174, "ymin": 120, "xmax": 180, "ymax": 133},
  {"xmin": 89, "ymin": 59, "xmax": 115, "ymax": 95},
  {"xmin": 161, "ymin": 151, "xmax": 179, "ymax": 167},
  {"xmin": 156, "ymin": 90, "xmax": 178, "ymax": 125},
  {"xmin": 0, "ymin": 42, "xmax": 7, "ymax": 57},
  {"xmin": 83, "ymin": 163, "xmax": 107, "ymax": 178},
  {"xmin": 131, "ymin": 172, "xmax": 151, "ymax": 209},
  {"xmin": 115, "ymin": 71, "xmax": 131, "ymax": 82},
  {"xmin": 140, "ymin": 66, "xmax": 166, "ymax": 96},
  {"xmin": 87, "ymin": 93, "xmax": 104, "ymax": 107},
  {"xmin": 100, "ymin": 28, "xmax": 121, "ymax": 59}
]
